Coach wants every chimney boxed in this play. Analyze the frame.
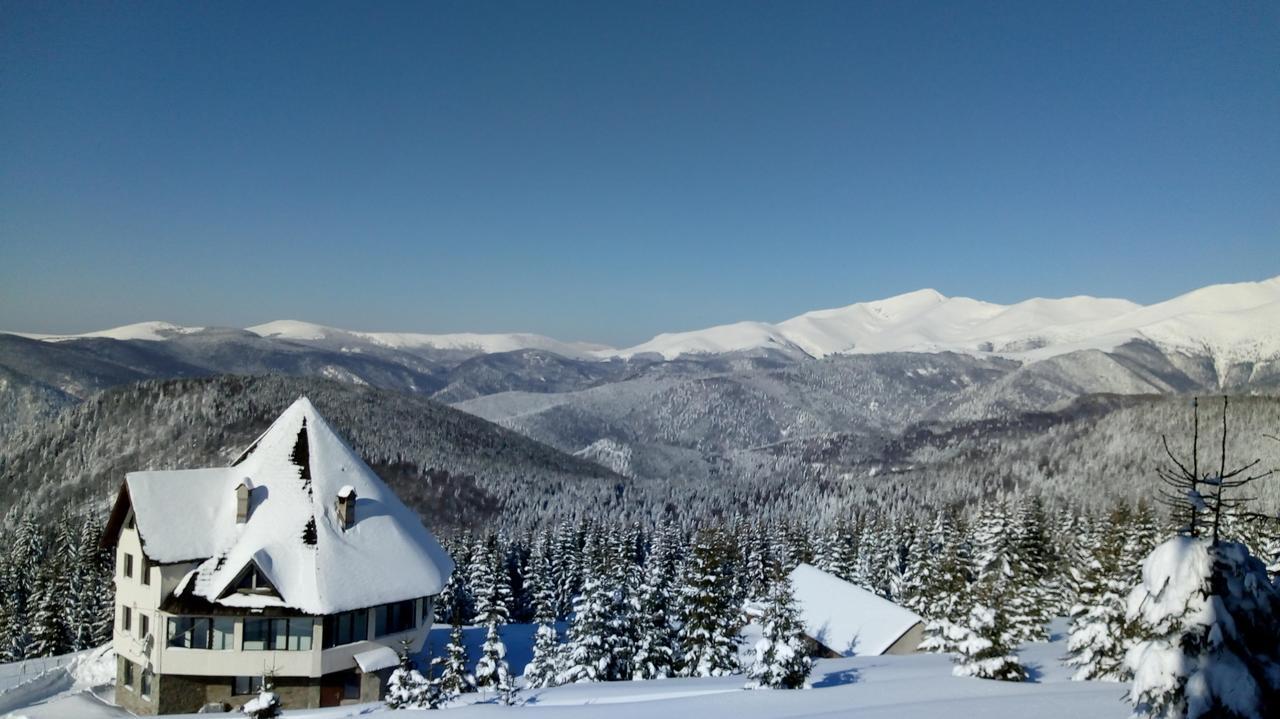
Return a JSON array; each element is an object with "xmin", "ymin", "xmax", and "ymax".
[
  {"xmin": 235, "ymin": 479, "xmax": 253, "ymax": 524},
  {"xmin": 336, "ymin": 485, "xmax": 356, "ymax": 529}
]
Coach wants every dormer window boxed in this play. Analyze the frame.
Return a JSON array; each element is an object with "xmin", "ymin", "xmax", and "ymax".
[
  {"xmin": 226, "ymin": 563, "xmax": 278, "ymax": 597},
  {"xmin": 336, "ymin": 486, "xmax": 356, "ymax": 530},
  {"xmin": 235, "ymin": 479, "xmax": 253, "ymax": 524}
]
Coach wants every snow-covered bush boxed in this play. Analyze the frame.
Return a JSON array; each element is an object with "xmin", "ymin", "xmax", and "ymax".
[{"xmin": 240, "ymin": 689, "xmax": 281, "ymax": 718}]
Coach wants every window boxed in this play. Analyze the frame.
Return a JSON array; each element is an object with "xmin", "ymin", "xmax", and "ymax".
[
  {"xmin": 285, "ymin": 618, "xmax": 313, "ymax": 651},
  {"xmin": 322, "ymin": 609, "xmax": 368, "ymax": 649},
  {"xmin": 420, "ymin": 597, "xmax": 433, "ymax": 624},
  {"xmin": 373, "ymin": 600, "xmax": 415, "ymax": 637},
  {"xmin": 231, "ymin": 565, "xmax": 275, "ymax": 595},
  {"xmin": 341, "ymin": 672, "xmax": 360, "ymax": 700},
  {"xmin": 212, "ymin": 618, "xmax": 234, "ymax": 650},
  {"xmin": 139, "ymin": 614, "xmax": 149, "ymax": 639},
  {"xmin": 140, "ymin": 669, "xmax": 153, "ymax": 699},
  {"xmin": 140, "ymin": 561, "xmax": 150, "ymax": 586},
  {"xmin": 122, "ymin": 659, "xmax": 134, "ymax": 689},
  {"xmin": 122, "ymin": 553, "xmax": 134, "ymax": 579},
  {"xmin": 122, "ymin": 606, "xmax": 132, "ymax": 632},
  {"xmin": 244, "ymin": 617, "xmax": 312, "ymax": 651},
  {"xmin": 243, "ymin": 618, "xmax": 267, "ymax": 651},
  {"xmin": 232, "ymin": 676, "xmax": 263, "ymax": 696},
  {"xmin": 167, "ymin": 617, "xmax": 235, "ymax": 650}
]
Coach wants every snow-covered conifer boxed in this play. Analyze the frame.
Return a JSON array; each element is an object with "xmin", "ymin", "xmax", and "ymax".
[
  {"xmin": 676, "ymin": 529, "xmax": 741, "ymax": 677},
  {"xmin": 469, "ymin": 535, "xmax": 511, "ymax": 626},
  {"xmin": 745, "ymin": 576, "xmax": 812, "ymax": 690},
  {"xmin": 1064, "ymin": 508, "xmax": 1135, "ymax": 682},
  {"xmin": 474, "ymin": 621, "xmax": 515, "ymax": 703},
  {"xmin": 385, "ymin": 642, "xmax": 437, "ymax": 710},
  {"xmin": 437, "ymin": 622, "xmax": 476, "ymax": 700},
  {"xmin": 948, "ymin": 602, "xmax": 1026, "ymax": 682},
  {"xmin": 559, "ymin": 571, "xmax": 613, "ymax": 683}
]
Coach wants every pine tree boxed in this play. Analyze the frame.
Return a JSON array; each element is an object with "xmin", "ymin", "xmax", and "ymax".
[
  {"xmin": 558, "ymin": 571, "xmax": 613, "ymax": 683},
  {"xmin": 947, "ymin": 601, "xmax": 1027, "ymax": 682},
  {"xmin": 524, "ymin": 621, "xmax": 562, "ymax": 689},
  {"xmin": 631, "ymin": 552, "xmax": 678, "ymax": 679},
  {"xmin": 385, "ymin": 642, "xmax": 437, "ymax": 710},
  {"xmin": 522, "ymin": 541, "xmax": 562, "ymax": 688},
  {"xmin": 1125, "ymin": 396, "xmax": 1280, "ymax": 719},
  {"xmin": 1125, "ymin": 536, "xmax": 1280, "ymax": 718},
  {"xmin": 1064, "ymin": 508, "xmax": 1135, "ymax": 682},
  {"xmin": 437, "ymin": 622, "xmax": 475, "ymax": 700},
  {"xmin": 1008, "ymin": 498, "xmax": 1053, "ymax": 642},
  {"xmin": 474, "ymin": 621, "xmax": 515, "ymax": 703},
  {"xmin": 676, "ymin": 530, "xmax": 740, "ymax": 678},
  {"xmin": 745, "ymin": 576, "xmax": 812, "ymax": 690},
  {"xmin": 469, "ymin": 536, "xmax": 511, "ymax": 626}
]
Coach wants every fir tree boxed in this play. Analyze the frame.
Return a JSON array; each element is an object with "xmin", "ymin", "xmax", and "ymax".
[
  {"xmin": 474, "ymin": 621, "xmax": 515, "ymax": 704},
  {"xmin": 469, "ymin": 536, "xmax": 511, "ymax": 626},
  {"xmin": 676, "ymin": 530, "xmax": 741, "ymax": 678},
  {"xmin": 558, "ymin": 571, "xmax": 613, "ymax": 683},
  {"xmin": 1125, "ymin": 396, "xmax": 1280, "ymax": 719},
  {"xmin": 437, "ymin": 621, "xmax": 476, "ymax": 700},
  {"xmin": 385, "ymin": 641, "xmax": 437, "ymax": 710},
  {"xmin": 947, "ymin": 602, "xmax": 1027, "ymax": 682},
  {"xmin": 631, "ymin": 553, "xmax": 678, "ymax": 680},
  {"xmin": 745, "ymin": 576, "xmax": 812, "ymax": 690},
  {"xmin": 1064, "ymin": 508, "xmax": 1135, "ymax": 682},
  {"xmin": 522, "ymin": 540, "xmax": 562, "ymax": 688}
]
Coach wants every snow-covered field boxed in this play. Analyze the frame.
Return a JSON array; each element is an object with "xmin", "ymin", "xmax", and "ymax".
[{"xmin": 1, "ymin": 620, "xmax": 1128, "ymax": 718}]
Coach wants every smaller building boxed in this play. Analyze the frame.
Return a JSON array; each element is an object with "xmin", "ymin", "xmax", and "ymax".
[{"xmin": 787, "ymin": 563, "xmax": 924, "ymax": 656}]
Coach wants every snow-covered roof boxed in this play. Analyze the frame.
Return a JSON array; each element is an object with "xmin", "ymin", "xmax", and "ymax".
[
  {"xmin": 121, "ymin": 397, "xmax": 454, "ymax": 615},
  {"xmin": 788, "ymin": 564, "xmax": 922, "ymax": 656},
  {"xmin": 353, "ymin": 645, "xmax": 400, "ymax": 673}
]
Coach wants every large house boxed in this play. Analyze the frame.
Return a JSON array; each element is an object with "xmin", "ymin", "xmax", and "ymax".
[
  {"xmin": 786, "ymin": 563, "xmax": 924, "ymax": 656},
  {"xmin": 103, "ymin": 397, "xmax": 454, "ymax": 714}
]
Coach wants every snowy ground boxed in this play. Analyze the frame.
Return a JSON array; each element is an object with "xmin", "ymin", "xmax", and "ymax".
[{"xmin": 0, "ymin": 620, "xmax": 1129, "ymax": 718}]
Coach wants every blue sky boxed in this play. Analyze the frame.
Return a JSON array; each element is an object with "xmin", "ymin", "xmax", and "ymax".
[{"xmin": 1, "ymin": 1, "xmax": 1277, "ymax": 346}]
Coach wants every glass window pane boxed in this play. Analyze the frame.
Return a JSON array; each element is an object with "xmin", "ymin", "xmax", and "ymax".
[
  {"xmin": 271, "ymin": 619, "xmax": 288, "ymax": 650},
  {"xmin": 353, "ymin": 610, "xmax": 367, "ymax": 642},
  {"xmin": 166, "ymin": 618, "xmax": 183, "ymax": 647},
  {"xmin": 212, "ymin": 618, "xmax": 235, "ymax": 650},
  {"xmin": 288, "ymin": 619, "xmax": 312, "ymax": 651},
  {"xmin": 191, "ymin": 618, "xmax": 211, "ymax": 649},
  {"xmin": 243, "ymin": 619, "xmax": 267, "ymax": 650}
]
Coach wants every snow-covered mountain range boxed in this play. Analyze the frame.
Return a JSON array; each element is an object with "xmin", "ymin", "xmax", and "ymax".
[
  {"xmin": 4, "ymin": 275, "xmax": 1278, "ymax": 506},
  {"xmin": 611, "ymin": 275, "xmax": 1280, "ymax": 363},
  {"xmin": 10, "ymin": 276, "xmax": 1280, "ymax": 366}
]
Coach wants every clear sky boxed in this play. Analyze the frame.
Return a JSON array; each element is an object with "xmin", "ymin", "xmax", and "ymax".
[{"xmin": 2, "ymin": 1, "xmax": 1277, "ymax": 346}]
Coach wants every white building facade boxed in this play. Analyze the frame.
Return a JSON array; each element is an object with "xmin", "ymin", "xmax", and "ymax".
[{"xmin": 104, "ymin": 398, "xmax": 454, "ymax": 714}]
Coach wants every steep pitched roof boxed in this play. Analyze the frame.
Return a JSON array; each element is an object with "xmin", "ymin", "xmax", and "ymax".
[
  {"xmin": 121, "ymin": 397, "xmax": 454, "ymax": 615},
  {"xmin": 787, "ymin": 563, "xmax": 922, "ymax": 656}
]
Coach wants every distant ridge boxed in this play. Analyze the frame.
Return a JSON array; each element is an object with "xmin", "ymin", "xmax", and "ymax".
[{"xmin": 6, "ymin": 275, "xmax": 1279, "ymax": 365}]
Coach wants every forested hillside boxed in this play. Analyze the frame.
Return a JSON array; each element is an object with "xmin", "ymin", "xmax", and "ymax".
[{"xmin": 0, "ymin": 375, "xmax": 621, "ymax": 532}]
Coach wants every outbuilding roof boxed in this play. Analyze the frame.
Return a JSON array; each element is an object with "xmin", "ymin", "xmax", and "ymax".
[
  {"xmin": 788, "ymin": 563, "xmax": 923, "ymax": 656},
  {"xmin": 112, "ymin": 397, "xmax": 454, "ymax": 615}
]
